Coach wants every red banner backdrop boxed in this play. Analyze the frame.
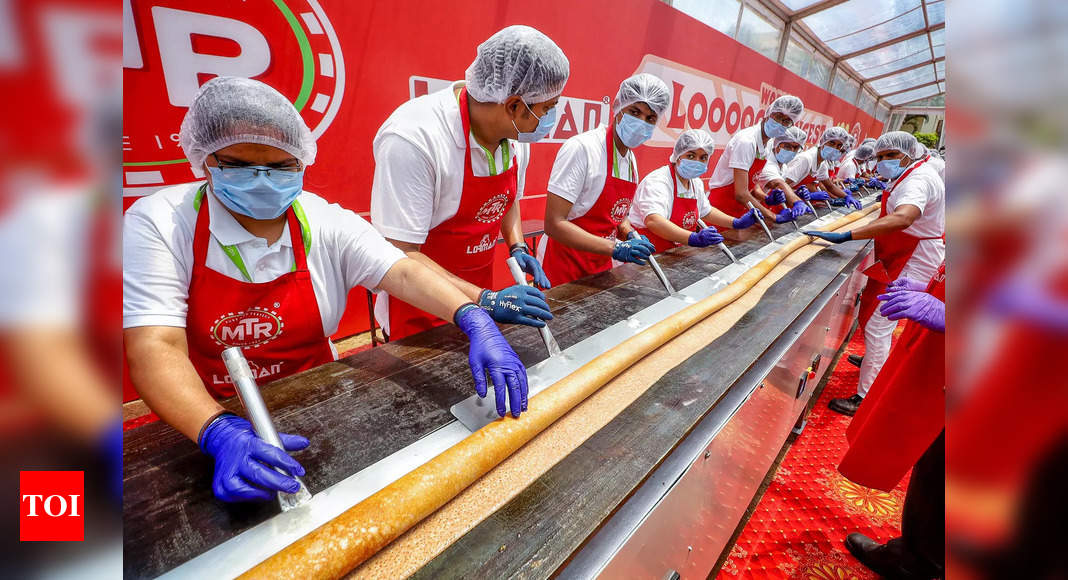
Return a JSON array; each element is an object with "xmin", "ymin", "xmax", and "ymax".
[{"xmin": 122, "ymin": 0, "xmax": 881, "ymax": 366}]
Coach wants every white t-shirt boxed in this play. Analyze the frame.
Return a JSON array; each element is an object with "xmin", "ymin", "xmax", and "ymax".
[
  {"xmin": 123, "ymin": 182, "xmax": 405, "ymax": 345},
  {"xmin": 628, "ymin": 165, "xmax": 712, "ymax": 229},
  {"xmin": 546, "ymin": 125, "xmax": 637, "ymax": 220},
  {"xmin": 706, "ymin": 124, "xmax": 769, "ymax": 190},
  {"xmin": 926, "ymin": 155, "xmax": 945, "ymax": 181},
  {"xmin": 370, "ymin": 81, "xmax": 529, "ymax": 244},
  {"xmin": 837, "ymin": 151, "xmax": 858, "ymax": 180},
  {"xmin": 754, "ymin": 150, "xmax": 788, "ymax": 189},
  {"xmin": 782, "ymin": 147, "xmax": 831, "ymax": 184},
  {"xmin": 886, "ymin": 160, "xmax": 946, "ymax": 275}
]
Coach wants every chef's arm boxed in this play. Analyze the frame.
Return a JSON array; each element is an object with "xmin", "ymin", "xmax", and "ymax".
[
  {"xmin": 768, "ymin": 178, "xmax": 801, "ymax": 205},
  {"xmin": 376, "ymin": 257, "xmax": 475, "ymax": 319},
  {"xmin": 124, "ymin": 326, "xmax": 224, "ymax": 442},
  {"xmin": 499, "ymin": 202, "xmax": 526, "ymax": 249},
  {"xmin": 734, "ymin": 169, "xmax": 775, "ymax": 220},
  {"xmin": 847, "ymin": 205, "xmax": 920, "ymax": 240},
  {"xmin": 385, "ymin": 240, "xmax": 484, "ymax": 301},
  {"xmin": 700, "ymin": 207, "xmax": 739, "ymax": 230},
  {"xmin": 544, "ymin": 193, "xmax": 615, "ymax": 256},
  {"xmin": 644, "ymin": 214, "xmax": 692, "ymax": 245},
  {"xmin": 819, "ymin": 177, "xmax": 847, "ymax": 198}
]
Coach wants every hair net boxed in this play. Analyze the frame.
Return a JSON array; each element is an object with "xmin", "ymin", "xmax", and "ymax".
[
  {"xmin": 614, "ymin": 73, "xmax": 671, "ymax": 118},
  {"xmin": 774, "ymin": 126, "xmax": 807, "ymax": 147},
  {"xmin": 464, "ymin": 25, "xmax": 570, "ymax": 104},
  {"xmin": 911, "ymin": 143, "xmax": 929, "ymax": 159},
  {"xmin": 874, "ymin": 131, "xmax": 919, "ymax": 157},
  {"xmin": 670, "ymin": 129, "xmax": 715, "ymax": 163},
  {"xmin": 854, "ymin": 143, "xmax": 876, "ymax": 161},
  {"xmin": 179, "ymin": 77, "xmax": 316, "ymax": 178},
  {"xmin": 819, "ymin": 126, "xmax": 851, "ymax": 146},
  {"xmin": 767, "ymin": 95, "xmax": 805, "ymax": 123},
  {"xmin": 861, "ymin": 137, "xmax": 876, "ymax": 146}
]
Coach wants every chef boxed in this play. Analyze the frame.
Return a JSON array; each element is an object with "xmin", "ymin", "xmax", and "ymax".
[
  {"xmin": 370, "ymin": 26, "xmax": 569, "ymax": 339},
  {"xmin": 782, "ymin": 126, "xmax": 862, "ymax": 211},
  {"xmin": 124, "ymin": 77, "xmax": 530, "ymax": 503},
  {"xmin": 628, "ymin": 129, "xmax": 760, "ymax": 253},
  {"xmin": 803, "ymin": 131, "xmax": 945, "ymax": 417},
  {"xmin": 537, "ymin": 74, "xmax": 670, "ymax": 285}
]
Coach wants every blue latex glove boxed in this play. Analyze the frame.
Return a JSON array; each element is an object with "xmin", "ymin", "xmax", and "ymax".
[
  {"xmin": 774, "ymin": 208, "xmax": 795, "ymax": 224},
  {"xmin": 866, "ymin": 178, "xmax": 886, "ymax": 190},
  {"xmin": 795, "ymin": 185, "xmax": 810, "ymax": 198},
  {"xmin": 847, "ymin": 184, "xmax": 860, "ymax": 193},
  {"xmin": 844, "ymin": 193, "xmax": 862, "ymax": 210},
  {"xmin": 455, "ymin": 305, "xmax": 528, "ymax": 418},
  {"xmin": 803, "ymin": 230, "xmax": 853, "ymax": 244},
  {"xmin": 510, "ymin": 247, "xmax": 551, "ymax": 289},
  {"xmin": 790, "ymin": 200, "xmax": 812, "ymax": 219},
  {"xmin": 887, "ymin": 276, "xmax": 928, "ymax": 293},
  {"xmin": 876, "ymin": 193, "xmax": 883, "ymax": 202},
  {"xmin": 688, "ymin": 226, "xmax": 724, "ymax": 248},
  {"xmin": 763, "ymin": 189, "xmax": 786, "ymax": 206},
  {"xmin": 479, "ymin": 284, "xmax": 553, "ymax": 327},
  {"xmin": 808, "ymin": 190, "xmax": 831, "ymax": 201},
  {"xmin": 732, "ymin": 208, "xmax": 760, "ymax": 230},
  {"xmin": 613, "ymin": 236, "xmax": 655, "ymax": 265},
  {"xmin": 877, "ymin": 290, "xmax": 945, "ymax": 332},
  {"xmin": 199, "ymin": 414, "xmax": 308, "ymax": 503}
]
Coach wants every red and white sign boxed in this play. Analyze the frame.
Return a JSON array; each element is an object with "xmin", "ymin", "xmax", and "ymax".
[{"xmin": 20, "ymin": 471, "xmax": 84, "ymax": 542}]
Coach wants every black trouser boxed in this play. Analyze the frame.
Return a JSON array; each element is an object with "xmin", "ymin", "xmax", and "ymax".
[{"xmin": 897, "ymin": 429, "xmax": 945, "ymax": 571}]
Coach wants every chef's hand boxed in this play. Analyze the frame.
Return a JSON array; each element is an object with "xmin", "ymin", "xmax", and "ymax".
[
  {"xmin": 867, "ymin": 178, "xmax": 886, "ymax": 190},
  {"xmin": 795, "ymin": 185, "xmax": 810, "ymax": 198},
  {"xmin": 764, "ymin": 189, "xmax": 787, "ymax": 206},
  {"xmin": 732, "ymin": 208, "xmax": 760, "ymax": 230},
  {"xmin": 790, "ymin": 201, "xmax": 812, "ymax": 219},
  {"xmin": 844, "ymin": 193, "xmax": 862, "ymax": 210},
  {"xmin": 774, "ymin": 208, "xmax": 796, "ymax": 224},
  {"xmin": 688, "ymin": 226, "xmax": 725, "ymax": 248},
  {"xmin": 510, "ymin": 246, "xmax": 551, "ymax": 289},
  {"xmin": 613, "ymin": 237, "xmax": 655, "ymax": 265},
  {"xmin": 803, "ymin": 230, "xmax": 853, "ymax": 244},
  {"xmin": 455, "ymin": 305, "xmax": 528, "ymax": 418},
  {"xmin": 199, "ymin": 414, "xmax": 308, "ymax": 503},
  {"xmin": 878, "ymin": 290, "xmax": 945, "ymax": 333},
  {"xmin": 887, "ymin": 276, "xmax": 928, "ymax": 293},
  {"xmin": 479, "ymin": 285, "xmax": 553, "ymax": 328},
  {"xmin": 807, "ymin": 190, "xmax": 831, "ymax": 201}
]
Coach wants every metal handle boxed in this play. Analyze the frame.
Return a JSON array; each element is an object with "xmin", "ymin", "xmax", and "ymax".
[
  {"xmin": 505, "ymin": 257, "xmax": 563, "ymax": 357},
  {"xmin": 746, "ymin": 201, "xmax": 775, "ymax": 242},
  {"xmin": 628, "ymin": 231, "xmax": 676, "ymax": 294},
  {"xmin": 222, "ymin": 347, "xmax": 311, "ymax": 511},
  {"xmin": 697, "ymin": 219, "xmax": 738, "ymax": 264}
]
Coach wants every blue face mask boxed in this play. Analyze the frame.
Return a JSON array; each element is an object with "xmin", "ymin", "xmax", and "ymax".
[
  {"xmin": 877, "ymin": 158, "xmax": 908, "ymax": 181},
  {"xmin": 775, "ymin": 147, "xmax": 797, "ymax": 165},
  {"xmin": 207, "ymin": 166, "xmax": 304, "ymax": 220},
  {"xmin": 616, "ymin": 113, "xmax": 656, "ymax": 148},
  {"xmin": 676, "ymin": 158, "xmax": 708, "ymax": 180},
  {"xmin": 514, "ymin": 101, "xmax": 556, "ymax": 143},
  {"xmin": 764, "ymin": 117, "xmax": 787, "ymax": 139},
  {"xmin": 821, "ymin": 145, "xmax": 844, "ymax": 163}
]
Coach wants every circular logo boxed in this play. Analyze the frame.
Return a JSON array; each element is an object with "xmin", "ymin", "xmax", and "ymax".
[
  {"xmin": 474, "ymin": 193, "xmax": 511, "ymax": 224},
  {"xmin": 210, "ymin": 307, "xmax": 285, "ymax": 348},
  {"xmin": 610, "ymin": 197, "xmax": 632, "ymax": 224},
  {"xmin": 682, "ymin": 211, "xmax": 697, "ymax": 231}
]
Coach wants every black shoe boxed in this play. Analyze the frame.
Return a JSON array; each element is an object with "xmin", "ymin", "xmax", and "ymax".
[
  {"xmin": 848, "ymin": 354, "xmax": 864, "ymax": 368},
  {"xmin": 845, "ymin": 533, "xmax": 942, "ymax": 579},
  {"xmin": 829, "ymin": 394, "xmax": 864, "ymax": 416}
]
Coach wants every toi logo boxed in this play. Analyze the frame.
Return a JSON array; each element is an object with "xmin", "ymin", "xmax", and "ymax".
[{"xmin": 20, "ymin": 471, "xmax": 84, "ymax": 541}]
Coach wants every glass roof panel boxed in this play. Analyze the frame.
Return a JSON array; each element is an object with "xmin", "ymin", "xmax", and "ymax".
[
  {"xmin": 869, "ymin": 66, "xmax": 936, "ymax": 93},
  {"xmin": 932, "ymin": 43, "xmax": 945, "ymax": 58},
  {"xmin": 672, "ymin": 0, "xmax": 742, "ymax": 37},
  {"xmin": 885, "ymin": 84, "xmax": 939, "ymax": 105},
  {"xmin": 925, "ymin": 0, "xmax": 945, "ymax": 25},
  {"xmin": 850, "ymin": 47, "xmax": 931, "ymax": 78},
  {"xmin": 935, "ymin": 60, "xmax": 945, "ymax": 75},
  {"xmin": 929, "ymin": 27, "xmax": 945, "ymax": 46},
  {"xmin": 846, "ymin": 34, "xmax": 931, "ymax": 74},
  {"xmin": 780, "ymin": 0, "xmax": 825, "ymax": 10},
  {"xmin": 804, "ymin": 0, "xmax": 925, "ymax": 55}
]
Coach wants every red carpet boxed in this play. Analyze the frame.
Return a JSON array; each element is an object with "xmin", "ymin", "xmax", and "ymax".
[{"xmin": 722, "ymin": 329, "xmax": 910, "ymax": 579}]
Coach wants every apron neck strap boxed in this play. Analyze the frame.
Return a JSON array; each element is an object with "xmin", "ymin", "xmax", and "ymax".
[{"xmin": 606, "ymin": 122, "xmax": 636, "ymax": 182}]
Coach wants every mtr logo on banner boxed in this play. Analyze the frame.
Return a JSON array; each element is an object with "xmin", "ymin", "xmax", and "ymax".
[
  {"xmin": 20, "ymin": 471, "xmax": 84, "ymax": 541},
  {"xmin": 122, "ymin": 0, "xmax": 344, "ymax": 191}
]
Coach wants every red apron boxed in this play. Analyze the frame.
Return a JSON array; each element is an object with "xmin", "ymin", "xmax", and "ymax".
[
  {"xmin": 384, "ymin": 88, "xmax": 518, "ymax": 339},
  {"xmin": 838, "ymin": 264, "xmax": 945, "ymax": 491},
  {"xmin": 186, "ymin": 189, "xmax": 334, "ymax": 398},
  {"xmin": 707, "ymin": 144, "xmax": 768, "ymax": 215},
  {"xmin": 541, "ymin": 123, "xmax": 636, "ymax": 285},
  {"xmin": 857, "ymin": 157, "xmax": 943, "ymax": 328},
  {"xmin": 637, "ymin": 164, "xmax": 699, "ymax": 254}
]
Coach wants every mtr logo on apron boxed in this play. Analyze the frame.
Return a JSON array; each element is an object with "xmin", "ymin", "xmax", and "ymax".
[
  {"xmin": 474, "ymin": 193, "xmax": 511, "ymax": 224},
  {"xmin": 681, "ymin": 211, "xmax": 698, "ymax": 232},
  {"xmin": 610, "ymin": 198, "xmax": 632, "ymax": 224},
  {"xmin": 211, "ymin": 307, "xmax": 285, "ymax": 349}
]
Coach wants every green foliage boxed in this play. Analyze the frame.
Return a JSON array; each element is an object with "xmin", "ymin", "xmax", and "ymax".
[{"xmin": 913, "ymin": 132, "xmax": 938, "ymax": 148}]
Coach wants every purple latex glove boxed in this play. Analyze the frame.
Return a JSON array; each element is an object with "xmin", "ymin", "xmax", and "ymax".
[
  {"xmin": 867, "ymin": 178, "xmax": 886, "ymax": 190},
  {"xmin": 774, "ymin": 208, "xmax": 796, "ymax": 224},
  {"xmin": 808, "ymin": 190, "xmax": 831, "ymax": 201},
  {"xmin": 456, "ymin": 305, "xmax": 529, "ymax": 417},
  {"xmin": 795, "ymin": 184, "xmax": 810, "ymax": 198},
  {"xmin": 732, "ymin": 208, "xmax": 760, "ymax": 230},
  {"xmin": 688, "ymin": 226, "xmax": 724, "ymax": 248},
  {"xmin": 199, "ymin": 414, "xmax": 308, "ymax": 502},
  {"xmin": 877, "ymin": 290, "xmax": 945, "ymax": 332},
  {"xmin": 887, "ymin": 276, "xmax": 928, "ymax": 293},
  {"xmin": 790, "ymin": 200, "xmax": 812, "ymax": 219},
  {"xmin": 987, "ymin": 278, "xmax": 1068, "ymax": 332},
  {"xmin": 764, "ymin": 189, "xmax": 786, "ymax": 206}
]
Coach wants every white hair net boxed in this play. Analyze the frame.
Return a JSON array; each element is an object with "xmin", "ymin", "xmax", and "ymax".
[
  {"xmin": 670, "ymin": 129, "xmax": 715, "ymax": 162},
  {"xmin": 861, "ymin": 137, "xmax": 877, "ymax": 146},
  {"xmin": 774, "ymin": 126, "xmax": 807, "ymax": 147},
  {"xmin": 911, "ymin": 143, "xmax": 930, "ymax": 158},
  {"xmin": 614, "ymin": 73, "xmax": 671, "ymax": 118},
  {"xmin": 854, "ymin": 143, "xmax": 876, "ymax": 161},
  {"xmin": 767, "ymin": 95, "xmax": 805, "ymax": 122},
  {"xmin": 179, "ymin": 77, "xmax": 316, "ymax": 178},
  {"xmin": 819, "ymin": 126, "xmax": 851, "ymax": 146},
  {"xmin": 874, "ymin": 131, "xmax": 919, "ymax": 157},
  {"xmin": 464, "ymin": 25, "xmax": 570, "ymax": 104}
]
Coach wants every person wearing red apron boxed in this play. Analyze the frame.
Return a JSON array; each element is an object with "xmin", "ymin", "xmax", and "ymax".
[
  {"xmin": 752, "ymin": 126, "xmax": 816, "ymax": 223},
  {"xmin": 804, "ymin": 131, "xmax": 945, "ymax": 417},
  {"xmin": 837, "ymin": 264, "xmax": 946, "ymax": 579},
  {"xmin": 706, "ymin": 95, "xmax": 807, "ymax": 220},
  {"xmin": 628, "ymin": 130, "xmax": 759, "ymax": 253},
  {"xmin": 125, "ymin": 76, "xmax": 532, "ymax": 503},
  {"xmin": 538, "ymin": 74, "xmax": 671, "ymax": 285},
  {"xmin": 782, "ymin": 127, "xmax": 860, "ymax": 211}
]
